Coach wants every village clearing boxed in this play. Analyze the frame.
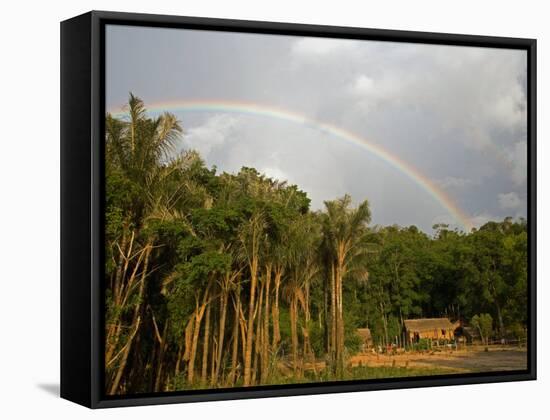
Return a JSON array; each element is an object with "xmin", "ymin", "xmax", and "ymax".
[{"xmin": 349, "ymin": 347, "xmax": 528, "ymax": 374}]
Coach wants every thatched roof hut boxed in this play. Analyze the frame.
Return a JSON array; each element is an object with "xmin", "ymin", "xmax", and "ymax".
[
  {"xmin": 357, "ymin": 328, "xmax": 373, "ymax": 350},
  {"xmin": 404, "ymin": 318, "xmax": 457, "ymax": 343}
]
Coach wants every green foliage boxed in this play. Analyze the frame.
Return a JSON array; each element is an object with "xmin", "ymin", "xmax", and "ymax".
[
  {"xmin": 344, "ymin": 329, "xmax": 363, "ymax": 354},
  {"xmin": 412, "ymin": 338, "xmax": 432, "ymax": 351},
  {"xmin": 104, "ymin": 95, "xmax": 528, "ymax": 395},
  {"xmin": 471, "ymin": 313, "xmax": 493, "ymax": 344}
]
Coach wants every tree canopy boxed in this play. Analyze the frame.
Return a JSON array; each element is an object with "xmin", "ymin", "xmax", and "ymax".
[{"xmin": 104, "ymin": 95, "xmax": 528, "ymax": 395}]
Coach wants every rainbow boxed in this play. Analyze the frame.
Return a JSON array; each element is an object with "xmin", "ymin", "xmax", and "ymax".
[{"xmin": 109, "ymin": 99, "xmax": 473, "ymax": 231}]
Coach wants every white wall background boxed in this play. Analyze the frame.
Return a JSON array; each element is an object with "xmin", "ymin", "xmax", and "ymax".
[{"xmin": 0, "ymin": 0, "xmax": 546, "ymax": 417}]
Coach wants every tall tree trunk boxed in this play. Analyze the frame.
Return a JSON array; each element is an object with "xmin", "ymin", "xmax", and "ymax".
[
  {"xmin": 334, "ymin": 268, "xmax": 341, "ymax": 376},
  {"xmin": 228, "ymin": 287, "xmax": 241, "ymax": 386},
  {"xmin": 174, "ymin": 335, "xmax": 184, "ymax": 377},
  {"xmin": 290, "ymin": 297, "xmax": 299, "ymax": 375},
  {"xmin": 304, "ymin": 275, "xmax": 311, "ymax": 325},
  {"xmin": 154, "ymin": 319, "xmax": 168, "ymax": 392},
  {"xmin": 335, "ymin": 243, "xmax": 346, "ymax": 378},
  {"xmin": 380, "ymin": 300, "xmax": 389, "ymax": 348},
  {"xmin": 336, "ymin": 266, "xmax": 345, "ymax": 377},
  {"xmin": 239, "ymin": 305, "xmax": 247, "ymax": 367},
  {"xmin": 495, "ymin": 300, "xmax": 505, "ymax": 339},
  {"xmin": 213, "ymin": 283, "xmax": 229, "ymax": 385},
  {"xmin": 210, "ymin": 330, "xmax": 217, "ymax": 385},
  {"xmin": 187, "ymin": 309, "xmax": 202, "ymax": 385},
  {"xmin": 243, "ymin": 256, "xmax": 258, "ymax": 387},
  {"xmin": 323, "ymin": 270, "xmax": 330, "ymax": 354},
  {"xmin": 253, "ymin": 278, "xmax": 265, "ymax": 384},
  {"xmin": 330, "ymin": 262, "xmax": 337, "ymax": 371},
  {"xmin": 302, "ymin": 276, "xmax": 316, "ymax": 377},
  {"xmin": 271, "ymin": 268, "xmax": 283, "ymax": 353},
  {"xmin": 201, "ymin": 302, "xmax": 212, "ymax": 385},
  {"xmin": 261, "ymin": 264, "xmax": 272, "ymax": 383},
  {"xmin": 187, "ymin": 282, "xmax": 211, "ymax": 384},
  {"xmin": 490, "ymin": 265, "xmax": 505, "ymax": 340}
]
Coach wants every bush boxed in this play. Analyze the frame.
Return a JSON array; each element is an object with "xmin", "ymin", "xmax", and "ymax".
[{"xmin": 412, "ymin": 338, "xmax": 431, "ymax": 351}]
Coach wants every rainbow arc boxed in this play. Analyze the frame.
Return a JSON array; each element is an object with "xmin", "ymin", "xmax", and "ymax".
[{"xmin": 109, "ymin": 99, "xmax": 473, "ymax": 231}]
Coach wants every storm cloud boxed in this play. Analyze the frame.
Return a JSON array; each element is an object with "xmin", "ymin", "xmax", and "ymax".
[{"xmin": 106, "ymin": 25, "xmax": 527, "ymax": 233}]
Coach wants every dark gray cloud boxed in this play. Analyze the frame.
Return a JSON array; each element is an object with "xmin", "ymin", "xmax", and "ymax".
[{"xmin": 106, "ymin": 25, "xmax": 527, "ymax": 232}]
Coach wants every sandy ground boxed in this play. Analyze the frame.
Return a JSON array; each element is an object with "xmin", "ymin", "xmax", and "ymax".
[{"xmin": 349, "ymin": 347, "xmax": 528, "ymax": 373}]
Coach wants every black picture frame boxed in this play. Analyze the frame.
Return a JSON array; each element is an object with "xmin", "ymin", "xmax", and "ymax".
[{"xmin": 61, "ymin": 10, "xmax": 537, "ymax": 409}]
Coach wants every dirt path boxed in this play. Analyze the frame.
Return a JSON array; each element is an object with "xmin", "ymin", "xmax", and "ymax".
[{"xmin": 349, "ymin": 347, "xmax": 527, "ymax": 373}]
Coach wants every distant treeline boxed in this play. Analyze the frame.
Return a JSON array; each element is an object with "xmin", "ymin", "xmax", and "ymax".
[{"xmin": 105, "ymin": 94, "xmax": 528, "ymax": 395}]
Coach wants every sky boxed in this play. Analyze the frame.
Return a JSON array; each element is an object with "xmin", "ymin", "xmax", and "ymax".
[{"xmin": 106, "ymin": 24, "xmax": 528, "ymax": 233}]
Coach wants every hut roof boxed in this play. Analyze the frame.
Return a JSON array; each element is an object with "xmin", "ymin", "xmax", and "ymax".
[
  {"xmin": 404, "ymin": 318, "xmax": 455, "ymax": 332},
  {"xmin": 357, "ymin": 328, "xmax": 372, "ymax": 341}
]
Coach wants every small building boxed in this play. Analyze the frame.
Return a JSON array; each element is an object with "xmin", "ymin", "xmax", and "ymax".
[
  {"xmin": 404, "ymin": 318, "xmax": 457, "ymax": 344},
  {"xmin": 357, "ymin": 328, "xmax": 373, "ymax": 351}
]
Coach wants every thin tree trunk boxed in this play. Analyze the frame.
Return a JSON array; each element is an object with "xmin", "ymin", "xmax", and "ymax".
[
  {"xmin": 187, "ymin": 309, "xmax": 202, "ymax": 385},
  {"xmin": 302, "ymin": 276, "xmax": 316, "ymax": 377},
  {"xmin": 330, "ymin": 262, "xmax": 337, "ymax": 371},
  {"xmin": 106, "ymin": 233, "xmax": 143, "ymax": 363},
  {"xmin": 253, "ymin": 278, "xmax": 264, "ymax": 384},
  {"xmin": 262, "ymin": 264, "xmax": 272, "ymax": 383},
  {"xmin": 187, "ymin": 282, "xmax": 211, "ymax": 384},
  {"xmin": 290, "ymin": 297, "xmax": 298, "ymax": 375},
  {"xmin": 106, "ymin": 321, "xmax": 122, "ymax": 365},
  {"xmin": 337, "ymin": 268, "xmax": 345, "ymax": 377},
  {"xmin": 335, "ymin": 267, "xmax": 341, "ymax": 376},
  {"xmin": 108, "ymin": 316, "xmax": 141, "ymax": 395},
  {"xmin": 380, "ymin": 301, "xmax": 388, "ymax": 348},
  {"xmin": 174, "ymin": 335, "xmax": 184, "ymax": 377},
  {"xmin": 112, "ymin": 227, "xmax": 128, "ymax": 305},
  {"xmin": 495, "ymin": 300, "xmax": 505, "ymax": 339},
  {"xmin": 154, "ymin": 319, "xmax": 168, "ymax": 392},
  {"xmin": 108, "ymin": 242, "xmax": 152, "ymax": 395},
  {"xmin": 182, "ymin": 316, "xmax": 194, "ymax": 364},
  {"xmin": 228, "ymin": 287, "xmax": 241, "ymax": 385},
  {"xmin": 213, "ymin": 283, "xmax": 229, "ymax": 385},
  {"xmin": 243, "ymin": 256, "xmax": 258, "ymax": 387},
  {"xmin": 271, "ymin": 268, "xmax": 282, "ymax": 353},
  {"xmin": 239, "ymin": 304, "xmax": 247, "ymax": 367},
  {"xmin": 201, "ymin": 302, "xmax": 212, "ymax": 384},
  {"xmin": 323, "ymin": 270, "xmax": 330, "ymax": 354},
  {"xmin": 210, "ymin": 331, "xmax": 217, "ymax": 386},
  {"xmin": 305, "ymin": 275, "xmax": 311, "ymax": 325},
  {"xmin": 335, "ymin": 244, "xmax": 346, "ymax": 378}
]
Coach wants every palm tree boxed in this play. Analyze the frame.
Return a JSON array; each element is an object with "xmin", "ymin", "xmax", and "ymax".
[
  {"xmin": 322, "ymin": 195, "xmax": 371, "ymax": 376},
  {"xmin": 105, "ymin": 93, "xmax": 183, "ymax": 394}
]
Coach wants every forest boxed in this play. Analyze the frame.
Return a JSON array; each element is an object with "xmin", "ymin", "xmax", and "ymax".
[{"xmin": 104, "ymin": 95, "xmax": 528, "ymax": 395}]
